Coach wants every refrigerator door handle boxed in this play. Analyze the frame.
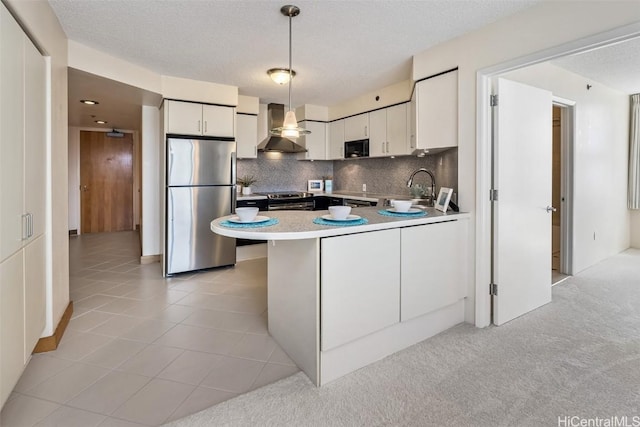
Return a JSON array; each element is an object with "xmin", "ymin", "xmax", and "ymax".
[{"xmin": 231, "ymin": 151, "xmax": 237, "ymax": 189}]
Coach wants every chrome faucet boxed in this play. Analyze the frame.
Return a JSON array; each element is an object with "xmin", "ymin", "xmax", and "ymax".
[{"xmin": 407, "ymin": 168, "xmax": 436, "ymax": 203}]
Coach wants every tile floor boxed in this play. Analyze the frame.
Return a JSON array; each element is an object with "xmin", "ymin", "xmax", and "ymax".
[{"xmin": 1, "ymin": 231, "xmax": 299, "ymax": 426}]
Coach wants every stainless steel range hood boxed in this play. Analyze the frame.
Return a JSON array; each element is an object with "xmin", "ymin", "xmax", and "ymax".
[{"xmin": 257, "ymin": 103, "xmax": 307, "ymax": 153}]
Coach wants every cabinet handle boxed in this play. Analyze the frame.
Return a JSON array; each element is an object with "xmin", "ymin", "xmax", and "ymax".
[
  {"xmin": 386, "ymin": 141, "xmax": 389, "ymax": 153},
  {"xmin": 29, "ymin": 213, "xmax": 33, "ymax": 238},
  {"xmin": 381, "ymin": 142, "xmax": 385, "ymax": 153},
  {"xmin": 198, "ymin": 120, "xmax": 201, "ymax": 132},
  {"xmin": 364, "ymin": 125, "xmax": 368, "ymax": 137},
  {"xmin": 204, "ymin": 121, "xmax": 208, "ymax": 133},
  {"xmin": 22, "ymin": 214, "xmax": 29, "ymax": 240}
]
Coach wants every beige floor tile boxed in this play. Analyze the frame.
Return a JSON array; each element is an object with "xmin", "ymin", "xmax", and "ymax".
[
  {"xmin": 170, "ymin": 279, "xmax": 230, "ymax": 294},
  {"xmin": 33, "ymin": 405, "xmax": 106, "ymax": 427},
  {"xmin": 119, "ymin": 319, "xmax": 176, "ymax": 343},
  {"xmin": 67, "ymin": 311, "xmax": 114, "ymax": 332},
  {"xmin": 156, "ymin": 350, "xmax": 222, "ymax": 385},
  {"xmin": 111, "ymin": 379, "xmax": 195, "ymax": 426},
  {"xmin": 23, "ymin": 363, "xmax": 109, "ymax": 403},
  {"xmin": 98, "ymin": 418, "xmax": 147, "ymax": 427},
  {"xmin": 117, "ymin": 344, "xmax": 183, "ymax": 377},
  {"xmin": 13, "ymin": 355, "xmax": 75, "ymax": 393},
  {"xmin": 228, "ymin": 333, "xmax": 277, "ymax": 362},
  {"xmin": 268, "ymin": 345, "xmax": 297, "ymax": 366},
  {"xmin": 87, "ymin": 315, "xmax": 146, "ymax": 337},
  {"xmin": 181, "ymin": 309, "xmax": 262, "ymax": 332},
  {"xmin": 94, "ymin": 298, "xmax": 140, "ymax": 315},
  {"xmin": 74, "ymin": 295, "xmax": 118, "ymax": 311},
  {"xmin": 1, "ymin": 395, "xmax": 59, "ymax": 426},
  {"xmin": 82, "ymin": 339, "xmax": 147, "ymax": 369},
  {"xmin": 200, "ymin": 356, "xmax": 265, "ymax": 393},
  {"xmin": 50, "ymin": 332, "xmax": 113, "ymax": 361},
  {"xmin": 151, "ymin": 304, "xmax": 196, "ymax": 323},
  {"xmin": 66, "ymin": 371, "xmax": 150, "ymax": 415},
  {"xmin": 166, "ymin": 386, "xmax": 237, "ymax": 423},
  {"xmin": 99, "ymin": 284, "xmax": 139, "ymax": 297},
  {"xmin": 154, "ymin": 324, "xmax": 243, "ymax": 354},
  {"xmin": 244, "ymin": 312, "xmax": 270, "ymax": 335},
  {"xmin": 84, "ymin": 271, "xmax": 133, "ymax": 284},
  {"xmin": 251, "ymin": 363, "xmax": 299, "ymax": 390}
]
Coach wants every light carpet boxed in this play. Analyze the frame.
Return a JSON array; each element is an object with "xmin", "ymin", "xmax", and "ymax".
[{"xmin": 166, "ymin": 249, "xmax": 640, "ymax": 427}]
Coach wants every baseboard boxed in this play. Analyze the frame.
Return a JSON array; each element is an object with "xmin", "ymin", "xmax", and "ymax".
[
  {"xmin": 68, "ymin": 229, "xmax": 78, "ymax": 236},
  {"xmin": 140, "ymin": 254, "xmax": 161, "ymax": 264},
  {"xmin": 33, "ymin": 301, "xmax": 73, "ymax": 353}
]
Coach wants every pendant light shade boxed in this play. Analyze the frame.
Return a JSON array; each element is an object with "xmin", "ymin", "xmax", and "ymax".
[{"xmin": 269, "ymin": 4, "xmax": 310, "ymax": 139}]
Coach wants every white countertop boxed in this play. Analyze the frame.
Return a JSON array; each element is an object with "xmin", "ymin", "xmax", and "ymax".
[
  {"xmin": 211, "ymin": 206, "xmax": 469, "ymax": 240},
  {"xmin": 236, "ymin": 194, "xmax": 268, "ymax": 201}
]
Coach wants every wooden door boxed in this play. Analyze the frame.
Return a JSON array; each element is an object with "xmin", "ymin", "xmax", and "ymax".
[
  {"xmin": 492, "ymin": 78, "xmax": 553, "ymax": 325},
  {"xmin": 80, "ymin": 131, "xmax": 133, "ymax": 233}
]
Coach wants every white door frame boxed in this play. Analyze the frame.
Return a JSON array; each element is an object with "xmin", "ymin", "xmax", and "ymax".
[{"xmin": 475, "ymin": 22, "xmax": 640, "ymax": 327}]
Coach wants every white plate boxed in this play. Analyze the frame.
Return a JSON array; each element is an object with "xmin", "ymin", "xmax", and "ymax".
[
  {"xmin": 321, "ymin": 214, "xmax": 361, "ymax": 222},
  {"xmin": 387, "ymin": 207, "xmax": 422, "ymax": 214},
  {"xmin": 227, "ymin": 215, "xmax": 270, "ymax": 224}
]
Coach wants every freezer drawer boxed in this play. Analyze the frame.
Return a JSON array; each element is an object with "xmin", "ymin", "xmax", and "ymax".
[
  {"xmin": 166, "ymin": 186, "xmax": 236, "ymax": 274},
  {"xmin": 167, "ymin": 137, "xmax": 236, "ymax": 186}
]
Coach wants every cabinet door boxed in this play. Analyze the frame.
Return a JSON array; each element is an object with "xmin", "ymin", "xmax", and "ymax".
[
  {"xmin": 368, "ymin": 109, "xmax": 386, "ymax": 157},
  {"xmin": 236, "ymin": 114, "xmax": 257, "ymax": 158},
  {"xmin": 24, "ymin": 38, "xmax": 46, "ymax": 240},
  {"xmin": 344, "ymin": 113, "xmax": 369, "ymax": 141},
  {"xmin": 0, "ymin": 251, "xmax": 25, "ymax": 408},
  {"xmin": 328, "ymin": 120, "xmax": 345, "ymax": 160},
  {"xmin": 166, "ymin": 100, "xmax": 203, "ymax": 135},
  {"xmin": 202, "ymin": 105, "xmax": 235, "ymax": 137},
  {"xmin": 24, "ymin": 235, "xmax": 45, "ymax": 357},
  {"xmin": 298, "ymin": 121, "xmax": 327, "ymax": 160},
  {"xmin": 0, "ymin": 7, "xmax": 25, "ymax": 262},
  {"xmin": 415, "ymin": 70, "xmax": 458, "ymax": 151},
  {"xmin": 321, "ymin": 229, "xmax": 400, "ymax": 351},
  {"xmin": 386, "ymin": 103, "xmax": 408, "ymax": 155},
  {"xmin": 401, "ymin": 220, "xmax": 466, "ymax": 321}
]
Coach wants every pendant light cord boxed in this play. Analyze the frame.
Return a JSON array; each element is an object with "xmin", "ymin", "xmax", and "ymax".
[{"xmin": 288, "ymin": 13, "xmax": 293, "ymax": 113}]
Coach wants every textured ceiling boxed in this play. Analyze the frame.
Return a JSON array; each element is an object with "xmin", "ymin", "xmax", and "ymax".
[
  {"xmin": 49, "ymin": 0, "xmax": 540, "ymax": 107},
  {"xmin": 552, "ymin": 37, "xmax": 640, "ymax": 95}
]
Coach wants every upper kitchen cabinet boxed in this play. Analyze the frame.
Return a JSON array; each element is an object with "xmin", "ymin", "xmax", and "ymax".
[
  {"xmin": 369, "ymin": 103, "xmax": 408, "ymax": 157},
  {"xmin": 328, "ymin": 120, "xmax": 345, "ymax": 160},
  {"xmin": 166, "ymin": 99, "xmax": 235, "ymax": 137},
  {"xmin": 344, "ymin": 112, "xmax": 369, "ymax": 142},
  {"xmin": 409, "ymin": 69, "xmax": 458, "ymax": 154},
  {"xmin": 297, "ymin": 121, "xmax": 327, "ymax": 160},
  {"xmin": 236, "ymin": 113, "xmax": 258, "ymax": 158}
]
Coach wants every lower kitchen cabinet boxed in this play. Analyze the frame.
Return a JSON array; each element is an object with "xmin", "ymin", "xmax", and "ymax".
[
  {"xmin": 400, "ymin": 220, "xmax": 467, "ymax": 321},
  {"xmin": 321, "ymin": 229, "xmax": 400, "ymax": 351}
]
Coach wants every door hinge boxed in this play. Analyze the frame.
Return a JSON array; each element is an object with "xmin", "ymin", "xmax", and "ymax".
[
  {"xmin": 490, "ymin": 283, "xmax": 498, "ymax": 296},
  {"xmin": 489, "ymin": 189, "xmax": 498, "ymax": 201},
  {"xmin": 490, "ymin": 94, "xmax": 498, "ymax": 107}
]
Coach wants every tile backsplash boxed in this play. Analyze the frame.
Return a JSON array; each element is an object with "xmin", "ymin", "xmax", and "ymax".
[{"xmin": 237, "ymin": 148, "xmax": 458, "ymax": 198}]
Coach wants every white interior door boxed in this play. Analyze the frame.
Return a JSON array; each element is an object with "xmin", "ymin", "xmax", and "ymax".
[{"xmin": 493, "ymin": 78, "xmax": 553, "ymax": 325}]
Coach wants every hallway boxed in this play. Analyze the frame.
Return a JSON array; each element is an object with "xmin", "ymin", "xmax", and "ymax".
[{"xmin": 1, "ymin": 231, "xmax": 298, "ymax": 426}]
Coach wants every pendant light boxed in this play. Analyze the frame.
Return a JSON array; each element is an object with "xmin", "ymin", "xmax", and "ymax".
[{"xmin": 270, "ymin": 5, "xmax": 310, "ymax": 139}]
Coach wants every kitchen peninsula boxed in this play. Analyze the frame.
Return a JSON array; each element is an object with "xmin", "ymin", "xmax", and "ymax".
[{"xmin": 211, "ymin": 207, "xmax": 470, "ymax": 386}]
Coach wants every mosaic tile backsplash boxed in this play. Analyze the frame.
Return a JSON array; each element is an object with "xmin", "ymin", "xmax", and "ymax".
[{"xmin": 237, "ymin": 148, "xmax": 458, "ymax": 199}]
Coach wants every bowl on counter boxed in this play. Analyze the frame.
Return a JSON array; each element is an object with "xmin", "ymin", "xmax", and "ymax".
[
  {"xmin": 328, "ymin": 205, "xmax": 351, "ymax": 220},
  {"xmin": 235, "ymin": 207, "xmax": 259, "ymax": 222},
  {"xmin": 391, "ymin": 200, "xmax": 413, "ymax": 212}
]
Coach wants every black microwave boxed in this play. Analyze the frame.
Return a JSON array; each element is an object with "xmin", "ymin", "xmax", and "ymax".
[{"xmin": 345, "ymin": 139, "xmax": 369, "ymax": 158}]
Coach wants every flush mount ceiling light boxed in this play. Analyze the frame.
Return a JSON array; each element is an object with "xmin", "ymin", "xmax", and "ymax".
[
  {"xmin": 267, "ymin": 68, "xmax": 296, "ymax": 85},
  {"xmin": 270, "ymin": 4, "xmax": 310, "ymax": 139},
  {"xmin": 80, "ymin": 99, "xmax": 99, "ymax": 105},
  {"xmin": 94, "ymin": 120, "xmax": 107, "ymax": 124}
]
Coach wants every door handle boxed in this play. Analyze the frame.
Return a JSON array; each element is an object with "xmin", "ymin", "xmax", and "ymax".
[
  {"xmin": 80, "ymin": 185, "xmax": 88, "ymax": 192},
  {"xmin": 546, "ymin": 206, "xmax": 557, "ymax": 213}
]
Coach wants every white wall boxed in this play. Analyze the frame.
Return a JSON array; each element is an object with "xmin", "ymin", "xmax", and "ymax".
[
  {"xmin": 6, "ymin": 0, "xmax": 69, "ymax": 336},
  {"xmin": 631, "ymin": 211, "xmax": 640, "ymax": 248},
  {"xmin": 410, "ymin": 1, "xmax": 640, "ymax": 326},
  {"xmin": 503, "ymin": 63, "xmax": 630, "ymax": 272},
  {"xmin": 141, "ymin": 106, "xmax": 160, "ymax": 257}
]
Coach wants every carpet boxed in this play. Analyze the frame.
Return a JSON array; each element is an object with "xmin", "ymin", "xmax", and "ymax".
[{"xmin": 165, "ymin": 249, "xmax": 640, "ymax": 427}]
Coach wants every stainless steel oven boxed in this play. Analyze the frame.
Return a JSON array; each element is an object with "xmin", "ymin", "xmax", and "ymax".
[{"xmin": 260, "ymin": 192, "xmax": 315, "ymax": 211}]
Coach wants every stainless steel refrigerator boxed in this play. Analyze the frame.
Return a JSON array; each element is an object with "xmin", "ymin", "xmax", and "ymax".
[{"xmin": 165, "ymin": 135, "xmax": 236, "ymax": 275}]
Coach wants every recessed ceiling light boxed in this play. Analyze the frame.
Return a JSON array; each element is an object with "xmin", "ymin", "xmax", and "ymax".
[
  {"xmin": 81, "ymin": 99, "xmax": 99, "ymax": 105},
  {"xmin": 94, "ymin": 120, "xmax": 107, "ymax": 124}
]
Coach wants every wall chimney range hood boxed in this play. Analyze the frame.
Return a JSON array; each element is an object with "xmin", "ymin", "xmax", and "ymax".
[{"xmin": 257, "ymin": 103, "xmax": 307, "ymax": 153}]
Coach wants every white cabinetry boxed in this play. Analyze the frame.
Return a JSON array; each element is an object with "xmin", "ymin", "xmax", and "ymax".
[
  {"xmin": 344, "ymin": 113, "xmax": 369, "ymax": 141},
  {"xmin": 321, "ymin": 229, "xmax": 400, "ymax": 350},
  {"xmin": 328, "ymin": 120, "xmax": 345, "ymax": 160},
  {"xmin": 401, "ymin": 220, "xmax": 467, "ymax": 321},
  {"xmin": 297, "ymin": 121, "xmax": 327, "ymax": 160},
  {"xmin": 236, "ymin": 113, "xmax": 258, "ymax": 158},
  {"xmin": 166, "ymin": 100, "xmax": 235, "ymax": 137},
  {"xmin": 369, "ymin": 104, "xmax": 408, "ymax": 157},
  {"xmin": 409, "ymin": 69, "xmax": 458, "ymax": 153},
  {"xmin": 0, "ymin": 4, "xmax": 47, "ymax": 409}
]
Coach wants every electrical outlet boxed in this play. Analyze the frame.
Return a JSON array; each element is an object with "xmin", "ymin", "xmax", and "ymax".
[{"xmin": 362, "ymin": 184, "xmax": 367, "ymax": 192}]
